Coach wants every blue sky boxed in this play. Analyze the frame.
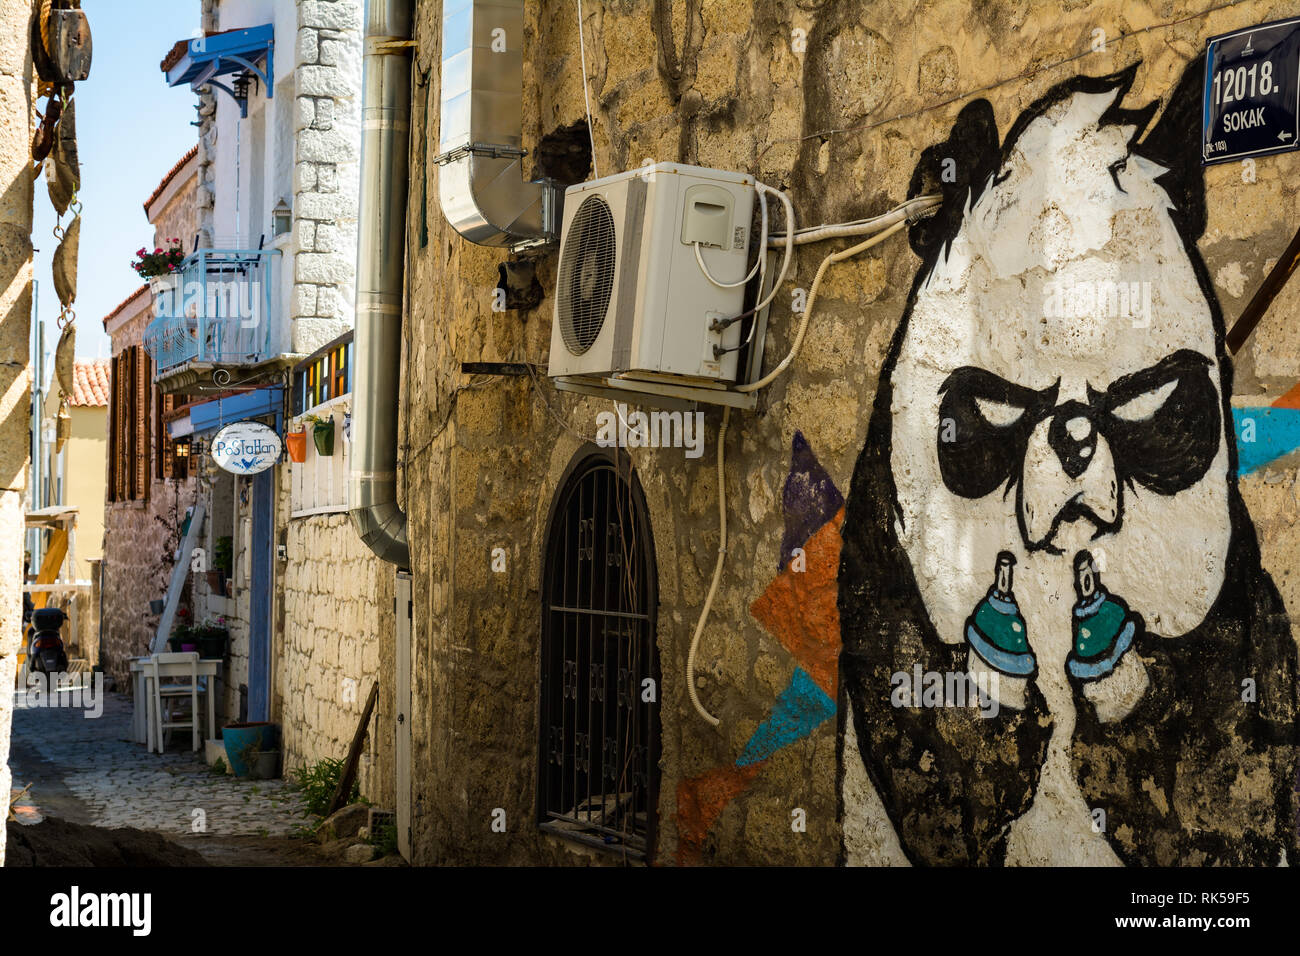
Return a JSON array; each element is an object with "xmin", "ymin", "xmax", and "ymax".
[{"xmin": 35, "ymin": 0, "xmax": 202, "ymax": 360}]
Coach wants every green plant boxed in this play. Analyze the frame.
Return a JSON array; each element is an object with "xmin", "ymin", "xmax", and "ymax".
[
  {"xmin": 289, "ymin": 757, "xmax": 358, "ymax": 817},
  {"xmin": 213, "ymin": 536, "xmax": 233, "ymax": 575},
  {"xmin": 373, "ymin": 822, "xmax": 398, "ymax": 856},
  {"xmin": 209, "ymin": 757, "xmax": 226, "ymax": 775}
]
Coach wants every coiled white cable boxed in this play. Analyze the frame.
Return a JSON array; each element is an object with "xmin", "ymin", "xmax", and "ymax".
[
  {"xmin": 693, "ymin": 182, "xmax": 795, "ymax": 321},
  {"xmin": 694, "ymin": 187, "xmax": 767, "ymax": 289},
  {"xmin": 737, "ymin": 218, "xmax": 907, "ymax": 393},
  {"xmin": 686, "ymin": 405, "xmax": 729, "ymax": 727}
]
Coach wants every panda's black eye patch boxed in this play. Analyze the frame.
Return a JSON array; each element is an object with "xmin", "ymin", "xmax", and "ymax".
[
  {"xmin": 1087, "ymin": 349, "xmax": 1220, "ymax": 496},
  {"xmin": 937, "ymin": 368, "xmax": 1059, "ymax": 499}
]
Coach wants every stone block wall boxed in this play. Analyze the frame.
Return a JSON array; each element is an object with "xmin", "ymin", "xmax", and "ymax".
[
  {"xmin": 0, "ymin": 0, "xmax": 34, "ymax": 865},
  {"xmin": 100, "ymin": 299, "xmax": 197, "ymax": 686},
  {"xmin": 292, "ymin": 0, "xmax": 363, "ymax": 353},
  {"xmin": 100, "ymin": 480, "xmax": 198, "ymax": 686},
  {"xmin": 400, "ymin": 0, "xmax": 1300, "ymax": 866},
  {"xmin": 280, "ymin": 511, "xmax": 394, "ymax": 803}
]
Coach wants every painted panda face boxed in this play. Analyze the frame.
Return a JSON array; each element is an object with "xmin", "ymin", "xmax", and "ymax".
[{"xmin": 888, "ymin": 88, "xmax": 1232, "ymax": 672}]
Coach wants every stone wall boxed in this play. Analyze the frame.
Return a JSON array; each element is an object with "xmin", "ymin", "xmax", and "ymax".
[
  {"xmin": 292, "ymin": 0, "xmax": 363, "ymax": 352},
  {"xmin": 0, "ymin": 0, "xmax": 35, "ymax": 866},
  {"xmin": 280, "ymin": 511, "xmax": 394, "ymax": 803},
  {"xmin": 401, "ymin": 0, "xmax": 1300, "ymax": 866},
  {"xmin": 100, "ymin": 298, "xmax": 197, "ymax": 686}
]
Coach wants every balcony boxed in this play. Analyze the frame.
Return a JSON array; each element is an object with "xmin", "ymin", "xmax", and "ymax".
[{"xmin": 143, "ymin": 249, "xmax": 280, "ymax": 384}]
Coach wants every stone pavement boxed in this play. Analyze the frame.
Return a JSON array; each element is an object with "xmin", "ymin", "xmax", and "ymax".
[{"xmin": 10, "ymin": 687, "xmax": 308, "ymax": 839}]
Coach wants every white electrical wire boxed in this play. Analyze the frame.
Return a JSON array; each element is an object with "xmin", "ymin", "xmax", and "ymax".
[
  {"xmin": 687, "ymin": 218, "xmax": 914, "ymax": 729},
  {"xmin": 694, "ymin": 187, "xmax": 767, "ymax": 289},
  {"xmin": 768, "ymin": 194, "xmax": 940, "ymax": 246},
  {"xmin": 686, "ymin": 405, "xmax": 729, "ymax": 727},
  {"xmin": 748, "ymin": 183, "xmax": 795, "ymax": 317},
  {"xmin": 576, "ymin": 0, "xmax": 599, "ymax": 179},
  {"xmin": 738, "ymin": 217, "xmax": 907, "ymax": 393}
]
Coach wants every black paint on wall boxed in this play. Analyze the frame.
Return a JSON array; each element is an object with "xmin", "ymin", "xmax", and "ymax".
[{"xmin": 838, "ymin": 59, "xmax": 1300, "ymax": 866}]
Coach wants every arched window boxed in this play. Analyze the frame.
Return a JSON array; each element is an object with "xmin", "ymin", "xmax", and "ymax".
[{"xmin": 538, "ymin": 449, "xmax": 660, "ymax": 859}]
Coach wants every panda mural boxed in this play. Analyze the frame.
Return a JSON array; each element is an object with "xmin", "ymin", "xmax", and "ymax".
[{"xmin": 837, "ymin": 59, "xmax": 1300, "ymax": 866}]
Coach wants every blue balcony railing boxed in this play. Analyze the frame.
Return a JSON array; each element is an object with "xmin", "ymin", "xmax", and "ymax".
[{"xmin": 143, "ymin": 249, "xmax": 280, "ymax": 374}]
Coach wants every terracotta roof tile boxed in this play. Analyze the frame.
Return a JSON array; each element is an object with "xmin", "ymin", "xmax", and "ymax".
[
  {"xmin": 68, "ymin": 360, "xmax": 110, "ymax": 407},
  {"xmin": 102, "ymin": 285, "xmax": 150, "ymax": 329},
  {"xmin": 144, "ymin": 144, "xmax": 199, "ymax": 214}
]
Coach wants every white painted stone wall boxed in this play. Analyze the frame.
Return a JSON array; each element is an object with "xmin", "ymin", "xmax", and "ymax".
[
  {"xmin": 198, "ymin": 0, "xmax": 361, "ymax": 357},
  {"xmin": 280, "ymin": 512, "xmax": 388, "ymax": 799}
]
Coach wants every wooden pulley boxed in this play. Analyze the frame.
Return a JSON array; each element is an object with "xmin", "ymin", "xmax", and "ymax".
[
  {"xmin": 33, "ymin": 0, "xmax": 91, "ymax": 84},
  {"xmin": 52, "ymin": 214, "xmax": 79, "ymax": 307},
  {"xmin": 45, "ymin": 96, "xmax": 78, "ymax": 215}
]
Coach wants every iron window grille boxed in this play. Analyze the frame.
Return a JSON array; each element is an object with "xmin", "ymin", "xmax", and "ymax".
[{"xmin": 538, "ymin": 450, "xmax": 660, "ymax": 860}]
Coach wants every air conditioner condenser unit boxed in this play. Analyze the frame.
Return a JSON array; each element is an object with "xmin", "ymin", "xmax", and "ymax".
[{"xmin": 547, "ymin": 162, "xmax": 757, "ymax": 384}]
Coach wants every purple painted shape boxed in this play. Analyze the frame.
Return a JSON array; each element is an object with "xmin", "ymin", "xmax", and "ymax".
[{"xmin": 778, "ymin": 431, "xmax": 843, "ymax": 570}]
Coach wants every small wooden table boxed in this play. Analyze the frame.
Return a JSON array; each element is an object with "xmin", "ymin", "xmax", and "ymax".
[{"xmin": 129, "ymin": 656, "xmax": 222, "ymax": 752}]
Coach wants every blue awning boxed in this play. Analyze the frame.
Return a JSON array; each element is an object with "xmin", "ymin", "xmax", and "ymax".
[
  {"xmin": 165, "ymin": 25, "xmax": 274, "ymax": 118},
  {"xmin": 189, "ymin": 386, "xmax": 284, "ymax": 436}
]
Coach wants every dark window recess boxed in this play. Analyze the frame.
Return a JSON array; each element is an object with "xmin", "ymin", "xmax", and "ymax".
[{"xmin": 539, "ymin": 452, "xmax": 660, "ymax": 860}]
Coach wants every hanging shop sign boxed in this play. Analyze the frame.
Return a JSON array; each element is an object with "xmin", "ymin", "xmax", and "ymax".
[
  {"xmin": 1204, "ymin": 18, "xmax": 1300, "ymax": 164},
  {"xmin": 211, "ymin": 421, "xmax": 282, "ymax": 475}
]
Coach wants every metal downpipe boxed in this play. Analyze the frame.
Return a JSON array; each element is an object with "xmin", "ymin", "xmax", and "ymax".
[{"xmin": 350, "ymin": 0, "xmax": 413, "ymax": 567}]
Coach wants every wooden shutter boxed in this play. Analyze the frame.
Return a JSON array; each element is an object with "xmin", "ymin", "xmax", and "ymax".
[
  {"xmin": 157, "ymin": 390, "xmax": 176, "ymax": 480},
  {"xmin": 107, "ymin": 354, "xmax": 119, "ymax": 502},
  {"xmin": 133, "ymin": 346, "xmax": 150, "ymax": 500},
  {"xmin": 113, "ymin": 351, "xmax": 128, "ymax": 501}
]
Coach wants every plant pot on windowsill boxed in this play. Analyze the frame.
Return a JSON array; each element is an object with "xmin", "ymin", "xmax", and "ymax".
[
  {"xmin": 197, "ymin": 628, "xmax": 228, "ymax": 661},
  {"xmin": 312, "ymin": 419, "xmax": 335, "ymax": 457},
  {"xmin": 286, "ymin": 430, "xmax": 307, "ymax": 463}
]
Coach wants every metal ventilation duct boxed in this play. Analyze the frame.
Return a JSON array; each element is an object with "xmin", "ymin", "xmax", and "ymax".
[{"xmin": 436, "ymin": 0, "xmax": 560, "ymax": 249}]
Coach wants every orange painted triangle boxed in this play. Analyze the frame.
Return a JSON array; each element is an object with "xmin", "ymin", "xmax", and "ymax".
[
  {"xmin": 1272, "ymin": 380, "xmax": 1300, "ymax": 409},
  {"xmin": 749, "ymin": 508, "xmax": 844, "ymax": 698}
]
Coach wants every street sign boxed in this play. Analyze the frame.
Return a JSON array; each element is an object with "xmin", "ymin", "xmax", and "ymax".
[
  {"xmin": 1203, "ymin": 18, "xmax": 1300, "ymax": 165},
  {"xmin": 211, "ymin": 421, "xmax": 282, "ymax": 475}
]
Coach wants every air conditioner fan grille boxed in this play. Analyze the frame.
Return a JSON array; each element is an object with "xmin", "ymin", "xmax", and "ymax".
[{"xmin": 557, "ymin": 195, "xmax": 617, "ymax": 356}]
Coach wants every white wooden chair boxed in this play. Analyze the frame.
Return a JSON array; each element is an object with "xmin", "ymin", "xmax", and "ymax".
[{"xmin": 147, "ymin": 652, "xmax": 202, "ymax": 754}]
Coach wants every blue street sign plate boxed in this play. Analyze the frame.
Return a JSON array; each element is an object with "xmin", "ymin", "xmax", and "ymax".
[{"xmin": 1203, "ymin": 18, "xmax": 1300, "ymax": 165}]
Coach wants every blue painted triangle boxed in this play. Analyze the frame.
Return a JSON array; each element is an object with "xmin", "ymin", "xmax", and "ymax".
[
  {"xmin": 1232, "ymin": 407, "xmax": 1300, "ymax": 474},
  {"xmin": 735, "ymin": 668, "xmax": 836, "ymax": 767}
]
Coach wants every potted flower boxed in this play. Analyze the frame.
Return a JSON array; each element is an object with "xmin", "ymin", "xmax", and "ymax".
[
  {"xmin": 167, "ymin": 608, "xmax": 193, "ymax": 651},
  {"xmin": 304, "ymin": 413, "xmax": 334, "ymax": 457},
  {"xmin": 286, "ymin": 429, "xmax": 307, "ymax": 463},
  {"xmin": 131, "ymin": 239, "xmax": 186, "ymax": 297},
  {"xmin": 194, "ymin": 616, "xmax": 230, "ymax": 660}
]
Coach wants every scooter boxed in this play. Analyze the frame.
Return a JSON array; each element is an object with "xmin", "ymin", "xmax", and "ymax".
[{"xmin": 27, "ymin": 607, "xmax": 68, "ymax": 675}]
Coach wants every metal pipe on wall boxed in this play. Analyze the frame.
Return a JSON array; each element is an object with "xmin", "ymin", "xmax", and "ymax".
[{"xmin": 350, "ymin": 0, "xmax": 414, "ymax": 568}]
